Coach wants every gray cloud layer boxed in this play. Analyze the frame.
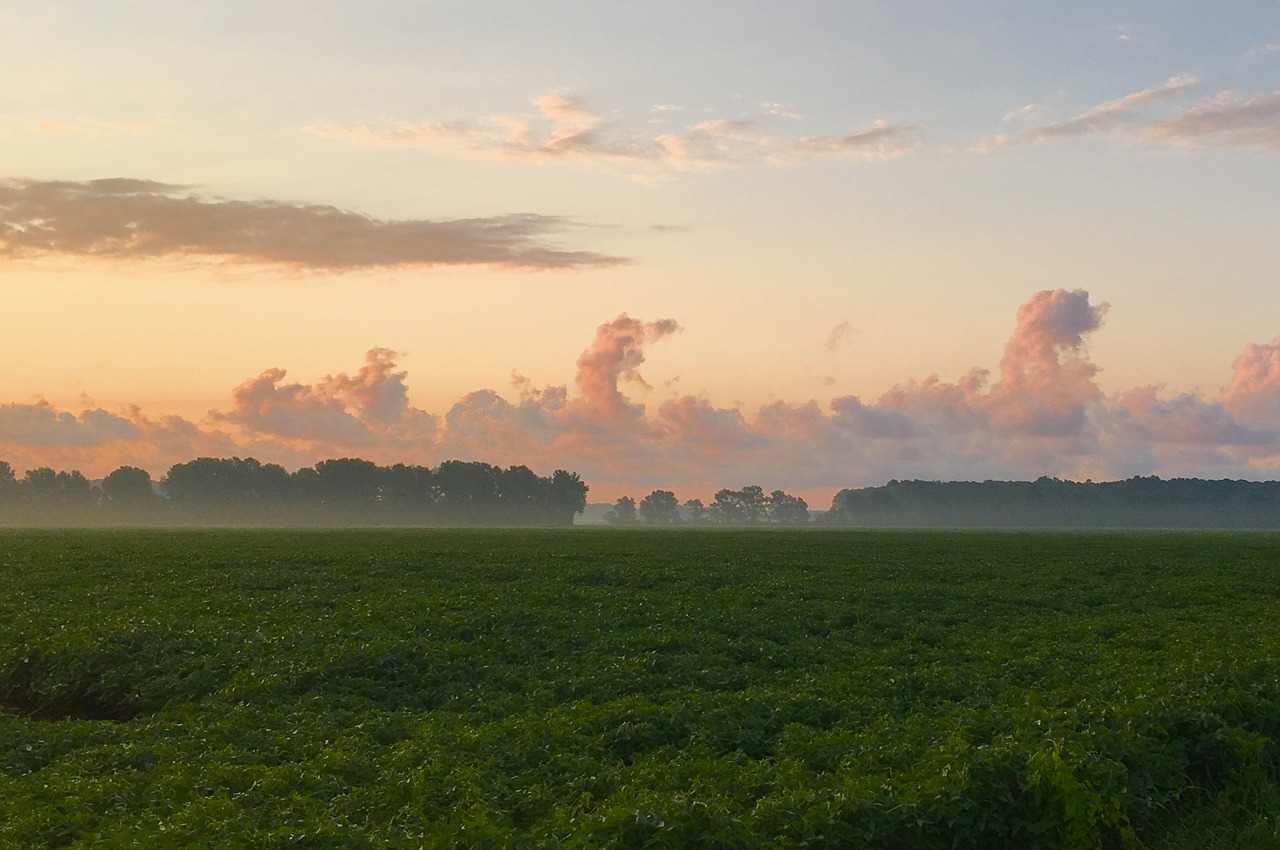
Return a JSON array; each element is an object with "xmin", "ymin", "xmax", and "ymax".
[{"xmin": 0, "ymin": 178, "xmax": 624, "ymax": 270}]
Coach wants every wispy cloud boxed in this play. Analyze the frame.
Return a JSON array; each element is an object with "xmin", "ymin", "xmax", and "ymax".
[
  {"xmin": 1001, "ymin": 104, "xmax": 1042, "ymax": 123},
  {"xmin": 1021, "ymin": 75, "xmax": 1201, "ymax": 142},
  {"xmin": 761, "ymin": 102, "xmax": 802, "ymax": 120},
  {"xmin": 1005, "ymin": 77, "xmax": 1280, "ymax": 154},
  {"xmin": 1140, "ymin": 90, "xmax": 1280, "ymax": 153},
  {"xmin": 0, "ymin": 178, "xmax": 624, "ymax": 271},
  {"xmin": 313, "ymin": 94, "xmax": 918, "ymax": 177},
  {"xmin": 825, "ymin": 321, "xmax": 855, "ymax": 352},
  {"xmin": 5, "ymin": 291, "xmax": 1280, "ymax": 498},
  {"xmin": 1113, "ymin": 23, "xmax": 1139, "ymax": 44}
]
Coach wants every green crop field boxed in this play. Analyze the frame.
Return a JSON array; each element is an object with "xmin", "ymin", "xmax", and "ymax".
[{"xmin": 2, "ymin": 529, "xmax": 1279, "ymax": 848}]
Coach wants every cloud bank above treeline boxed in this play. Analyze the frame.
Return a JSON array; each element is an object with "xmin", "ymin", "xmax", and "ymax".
[{"xmin": 2, "ymin": 289, "xmax": 1278, "ymax": 499}]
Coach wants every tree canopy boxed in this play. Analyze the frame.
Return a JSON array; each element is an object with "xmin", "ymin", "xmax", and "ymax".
[
  {"xmin": 611, "ymin": 487, "xmax": 811, "ymax": 526},
  {"xmin": 824, "ymin": 477, "xmax": 1280, "ymax": 529},
  {"xmin": 0, "ymin": 457, "xmax": 588, "ymax": 527}
]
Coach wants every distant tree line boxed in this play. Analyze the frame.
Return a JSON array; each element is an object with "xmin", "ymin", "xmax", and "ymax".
[
  {"xmin": 824, "ymin": 476, "xmax": 1280, "ymax": 529},
  {"xmin": 605, "ymin": 486, "xmax": 812, "ymax": 526},
  {"xmin": 0, "ymin": 458, "xmax": 588, "ymax": 526}
]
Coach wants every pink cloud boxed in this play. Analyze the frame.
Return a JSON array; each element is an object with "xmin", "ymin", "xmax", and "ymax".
[
  {"xmin": 3, "ymin": 291, "xmax": 1279, "ymax": 501},
  {"xmin": 1140, "ymin": 90, "xmax": 1280, "ymax": 153},
  {"xmin": 1222, "ymin": 336, "xmax": 1280, "ymax": 426},
  {"xmin": 1022, "ymin": 76, "xmax": 1200, "ymax": 142},
  {"xmin": 986, "ymin": 288, "xmax": 1108, "ymax": 436},
  {"xmin": 573, "ymin": 314, "xmax": 681, "ymax": 423},
  {"xmin": 0, "ymin": 404, "xmax": 237, "ymax": 479},
  {"xmin": 1113, "ymin": 386, "xmax": 1274, "ymax": 446},
  {"xmin": 213, "ymin": 349, "xmax": 439, "ymax": 457},
  {"xmin": 1011, "ymin": 77, "xmax": 1280, "ymax": 155},
  {"xmin": 316, "ymin": 94, "xmax": 918, "ymax": 177},
  {"xmin": 0, "ymin": 401, "xmax": 141, "ymax": 446},
  {"xmin": 876, "ymin": 289, "xmax": 1108, "ymax": 438}
]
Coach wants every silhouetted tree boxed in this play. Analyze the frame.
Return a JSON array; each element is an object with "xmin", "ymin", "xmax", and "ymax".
[
  {"xmin": 738, "ymin": 485, "xmax": 768, "ymax": 523},
  {"xmin": 824, "ymin": 476, "xmax": 1280, "ymax": 528},
  {"xmin": 682, "ymin": 498, "xmax": 709, "ymax": 525},
  {"xmin": 605, "ymin": 496, "xmax": 637, "ymax": 525},
  {"xmin": 18, "ymin": 468, "xmax": 95, "ymax": 520},
  {"xmin": 381, "ymin": 463, "xmax": 437, "ymax": 520},
  {"xmin": 3, "ymin": 454, "xmax": 589, "ymax": 527},
  {"xmin": 435, "ymin": 460, "xmax": 502, "ymax": 522},
  {"xmin": 101, "ymin": 466, "xmax": 157, "ymax": 512},
  {"xmin": 496, "ymin": 465, "xmax": 544, "ymax": 523},
  {"xmin": 21, "ymin": 467, "xmax": 58, "ymax": 498},
  {"xmin": 0, "ymin": 461, "xmax": 15, "ymax": 516},
  {"xmin": 639, "ymin": 490, "xmax": 681, "ymax": 524},
  {"xmin": 548, "ymin": 470, "xmax": 589, "ymax": 525},
  {"xmin": 710, "ymin": 486, "xmax": 768, "ymax": 524},
  {"xmin": 162, "ymin": 457, "xmax": 290, "ymax": 521},
  {"xmin": 310, "ymin": 458, "xmax": 382, "ymax": 520},
  {"xmin": 767, "ymin": 489, "xmax": 810, "ymax": 525}
]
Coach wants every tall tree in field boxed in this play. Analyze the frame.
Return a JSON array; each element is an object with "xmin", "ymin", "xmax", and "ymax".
[
  {"xmin": 605, "ymin": 496, "xmax": 638, "ymax": 525},
  {"xmin": 435, "ymin": 460, "xmax": 502, "ymax": 521},
  {"xmin": 101, "ymin": 466, "xmax": 158, "ymax": 512},
  {"xmin": 0, "ymin": 460, "xmax": 15, "ymax": 515},
  {"xmin": 710, "ymin": 486, "xmax": 768, "ymax": 524},
  {"xmin": 768, "ymin": 490, "xmax": 810, "ymax": 525},
  {"xmin": 499, "ymin": 465, "xmax": 546, "ymax": 523},
  {"xmin": 311, "ymin": 458, "xmax": 383, "ymax": 516},
  {"xmin": 381, "ymin": 463, "xmax": 437, "ymax": 520},
  {"xmin": 18, "ymin": 468, "xmax": 96, "ymax": 520},
  {"xmin": 639, "ymin": 490, "xmax": 681, "ymax": 524},
  {"xmin": 682, "ymin": 498, "xmax": 709, "ymax": 525},
  {"xmin": 162, "ymin": 457, "xmax": 290, "ymax": 520},
  {"xmin": 548, "ymin": 469, "xmax": 589, "ymax": 525}
]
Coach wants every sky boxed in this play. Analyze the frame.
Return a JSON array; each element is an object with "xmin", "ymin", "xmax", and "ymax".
[{"xmin": 3, "ymin": 1, "xmax": 1280, "ymax": 505}]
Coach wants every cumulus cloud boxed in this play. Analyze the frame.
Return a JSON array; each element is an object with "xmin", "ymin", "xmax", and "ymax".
[
  {"xmin": 573, "ymin": 314, "xmax": 681, "ymax": 422},
  {"xmin": 4, "ymin": 291, "xmax": 1280, "ymax": 499},
  {"xmin": 1112, "ymin": 387, "xmax": 1274, "ymax": 446},
  {"xmin": 0, "ymin": 402, "xmax": 141, "ymax": 447},
  {"xmin": 314, "ymin": 94, "xmax": 918, "ymax": 177},
  {"xmin": 985, "ymin": 288, "xmax": 1108, "ymax": 435},
  {"xmin": 0, "ymin": 403, "xmax": 237, "ymax": 478},
  {"xmin": 214, "ymin": 348, "xmax": 439, "ymax": 454},
  {"xmin": 1222, "ymin": 336, "xmax": 1280, "ymax": 427},
  {"xmin": 0, "ymin": 178, "xmax": 623, "ymax": 270}
]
